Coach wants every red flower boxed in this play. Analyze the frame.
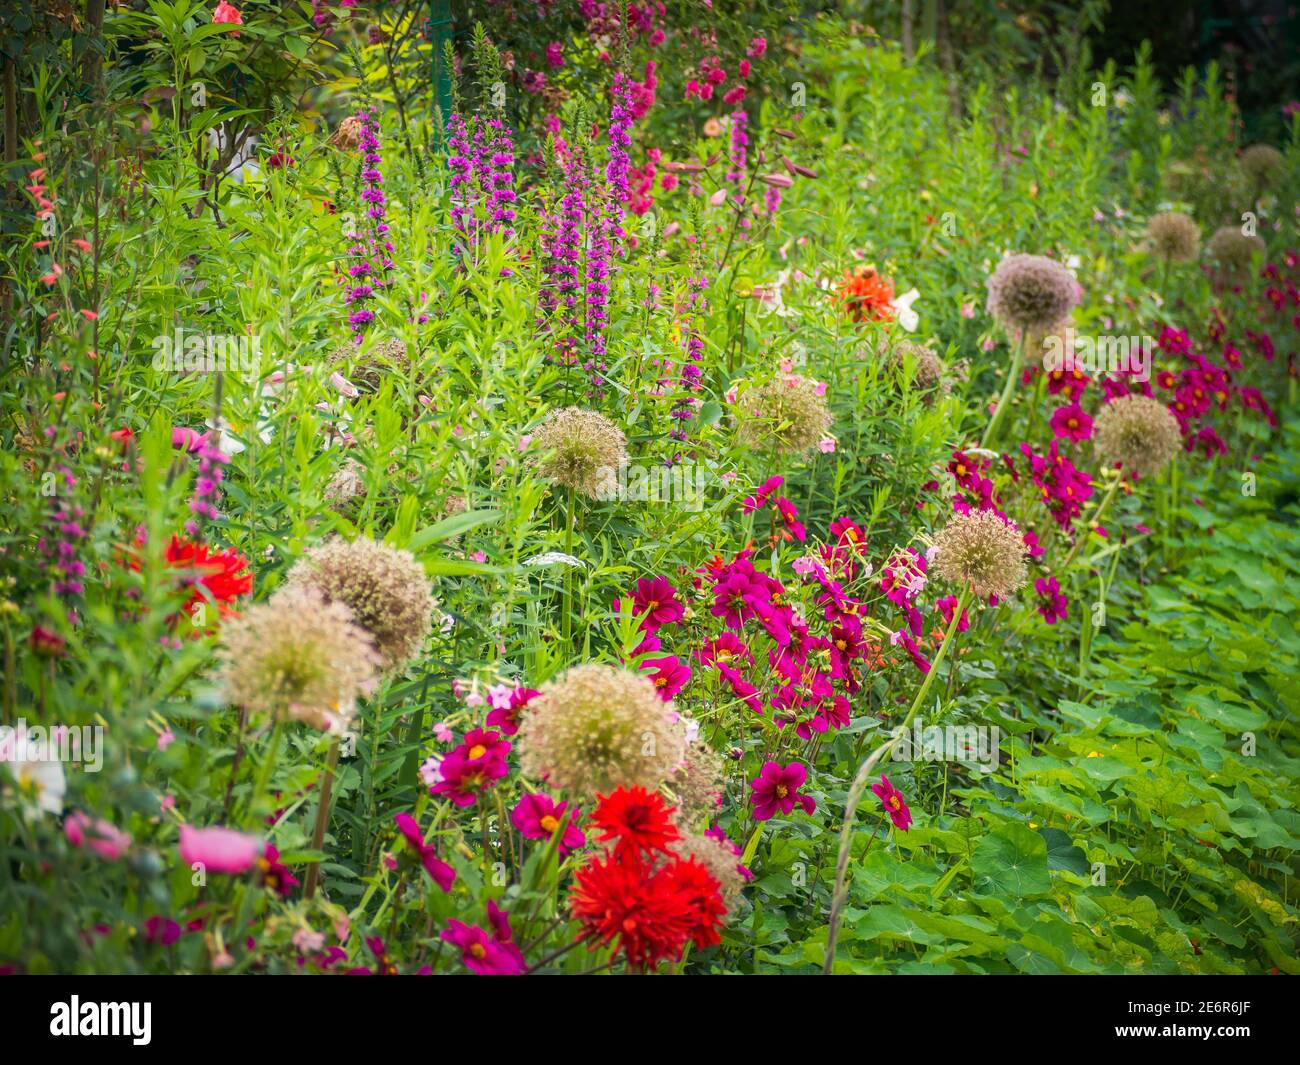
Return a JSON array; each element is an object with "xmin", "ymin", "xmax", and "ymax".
[
  {"xmin": 570, "ymin": 853, "xmax": 695, "ymax": 970},
  {"xmin": 161, "ymin": 536, "xmax": 253, "ymax": 622},
  {"xmin": 29, "ymin": 625, "xmax": 66, "ymax": 657},
  {"xmin": 590, "ymin": 786, "xmax": 680, "ymax": 859},
  {"xmin": 833, "ymin": 265, "xmax": 896, "ymax": 323},
  {"xmin": 659, "ymin": 854, "xmax": 727, "ymax": 949}
]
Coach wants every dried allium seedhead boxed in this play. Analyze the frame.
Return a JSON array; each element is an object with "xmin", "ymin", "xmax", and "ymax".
[
  {"xmin": 286, "ymin": 537, "xmax": 434, "ymax": 673},
  {"xmin": 737, "ymin": 374, "xmax": 832, "ymax": 456},
  {"xmin": 931, "ymin": 510, "xmax": 1028, "ymax": 600},
  {"xmin": 328, "ymin": 338, "xmax": 409, "ymax": 391},
  {"xmin": 330, "ymin": 115, "xmax": 366, "ymax": 151},
  {"xmin": 531, "ymin": 407, "xmax": 629, "ymax": 499},
  {"xmin": 325, "ymin": 458, "xmax": 367, "ymax": 508},
  {"xmin": 1092, "ymin": 394, "xmax": 1181, "ymax": 479},
  {"xmin": 1239, "ymin": 144, "xmax": 1285, "ymax": 192},
  {"xmin": 1145, "ymin": 211, "xmax": 1201, "ymax": 263},
  {"xmin": 217, "ymin": 586, "xmax": 381, "ymax": 732},
  {"xmin": 516, "ymin": 663, "xmax": 686, "ymax": 796},
  {"xmin": 672, "ymin": 832, "xmax": 746, "ymax": 905},
  {"xmin": 885, "ymin": 339, "xmax": 949, "ymax": 397},
  {"xmin": 985, "ymin": 253, "xmax": 1079, "ymax": 333},
  {"xmin": 1023, "ymin": 315, "xmax": 1076, "ymax": 367},
  {"xmin": 669, "ymin": 742, "xmax": 725, "ymax": 824},
  {"xmin": 1207, "ymin": 226, "xmax": 1266, "ymax": 279}
]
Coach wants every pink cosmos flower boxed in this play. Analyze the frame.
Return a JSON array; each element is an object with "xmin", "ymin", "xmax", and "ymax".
[
  {"xmin": 65, "ymin": 811, "xmax": 132, "ymax": 861},
  {"xmin": 429, "ymin": 728, "xmax": 511, "ymax": 806},
  {"xmin": 510, "ymin": 793, "xmax": 585, "ymax": 855},
  {"xmin": 627, "ymin": 575, "xmax": 685, "ymax": 631},
  {"xmin": 394, "ymin": 812, "xmax": 456, "ymax": 891},
  {"xmin": 718, "ymin": 662, "xmax": 764, "ymax": 715},
  {"xmin": 178, "ymin": 824, "xmax": 262, "ymax": 875},
  {"xmin": 1050, "ymin": 403, "xmax": 1093, "ymax": 443},
  {"xmin": 441, "ymin": 901, "xmax": 525, "ymax": 975},
  {"xmin": 871, "ymin": 774, "xmax": 913, "ymax": 831},
  {"xmin": 1035, "ymin": 576, "xmax": 1069, "ymax": 625},
  {"xmin": 695, "ymin": 632, "xmax": 751, "ymax": 668},
  {"xmin": 143, "ymin": 915, "xmax": 182, "ymax": 946},
  {"xmin": 640, "ymin": 654, "xmax": 691, "ymax": 700},
  {"xmin": 750, "ymin": 761, "xmax": 815, "ymax": 821},
  {"xmin": 485, "ymin": 686, "xmax": 540, "ymax": 735}
]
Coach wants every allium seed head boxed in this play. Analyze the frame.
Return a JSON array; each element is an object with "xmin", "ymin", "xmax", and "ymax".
[
  {"xmin": 1239, "ymin": 144, "xmax": 1285, "ymax": 192},
  {"xmin": 931, "ymin": 510, "xmax": 1028, "ymax": 600},
  {"xmin": 516, "ymin": 663, "xmax": 687, "ymax": 796},
  {"xmin": 737, "ymin": 374, "xmax": 833, "ymax": 457},
  {"xmin": 286, "ymin": 536, "xmax": 434, "ymax": 673},
  {"xmin": 531, "ymin": 407, "xmax": 629, "ymax": 499},
  {"xmin": 672, "ymin": 832, "xmax": 746, "ymax": 905},
  {"xmin": 885, "ymin": 339, "xmax": 949, "ymax": 398},
  {"xmin": 1145, "ymin": 212, "xmax": 1201, "ymax": 263},
  {"xmin": 1207, "ymin": 226, "xmax": 1266, "ymax": 279},
  {"xmin": 985, "ymin": 253, "xmax": 1079, "ymax": 333},
  {"xmin": 325, "ymin": 458, "xmax": 367, "ymax": 508},
  {"xmin": 217, "ymin": 586, "xmax": 381, "ymax": 732},
  {"xmin": 328, "ymin": 338, "xmax": 409, "ymax": 391},
  {"xmin": 1092, "ymin": 394, "xmax": 1181, "ymax": 479},
  {"xmin": 669, "ymin": 742, "xmax": 725, "ymax": 825}
]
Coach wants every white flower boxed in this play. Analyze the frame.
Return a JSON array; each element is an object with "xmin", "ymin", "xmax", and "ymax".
[
  {"xmin": 521, "ymin": 552, "xmax": 586, "ymax": 568},
  {"xmin": 2, "ymin": 729, "xmax": 66, "ymax": 816},
  {"xmin": 894, "ymin": 287, "xmax": 921, "ymax": 331}
]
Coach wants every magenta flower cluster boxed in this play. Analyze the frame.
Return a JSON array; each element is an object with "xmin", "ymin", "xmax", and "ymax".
[{"xmin": 343, "ymin": 109, "xmax": 392, "ymax": 339}]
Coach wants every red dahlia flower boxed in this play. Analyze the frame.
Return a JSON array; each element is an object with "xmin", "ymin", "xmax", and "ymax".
[
  {"xmin": 160, "ymin": 535, "xmax": 253, "ymax": 622},
  {"xmin": 591, "ymin": 786, "xmax": 680, "ymax": 859},
  {"xmin": 571, "ymin": 853, "xmax": 698, "ymax": 970}
]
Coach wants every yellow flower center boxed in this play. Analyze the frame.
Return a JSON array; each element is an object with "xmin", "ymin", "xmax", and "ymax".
[
  {"xmin": 468, "ymin": 744, "xmax": 487, "ymax": 760},
  {"xmin": 469, "ymin": 943, "xmax": 487, "ymax": 959},
  {"xmin": 776, "ymin": 784, "xmax": 789, "ymax": 799},
  {"xmin": 539, "ymin": 815, "xmax": 559, "ymax": 832}
]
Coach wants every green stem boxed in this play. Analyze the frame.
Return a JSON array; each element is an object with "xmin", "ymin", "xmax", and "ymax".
[
  {"xmin": 562, "ymin": 484, "xmax": 576, "ymax": 648},
  {"xmin": 1062, "ymin": 475, "xmax": 1120, "ymax": 570},
  {"xmin": 822, "ymin": 586, "xmax": 970, "ymax": 974},
  {"xmin": 303, "ymin": 737, "xmax": 342, "ymax": 900},
  {"xmin": 244, "ymin": 719, "xmax": 284, "ymax": 827},
  {"xmin": 979, "ymin": 331, "xmax": 1026, "ymax": 450}
]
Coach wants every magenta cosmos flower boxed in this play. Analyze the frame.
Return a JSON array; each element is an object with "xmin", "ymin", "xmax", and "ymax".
[
  {"xmin": 441, "ymin": 901, "xmax": 525, "ymax": 975},
  {"xmin": 871, "ymin": 775, "xmax": 913, "ymax": 831},
  {"xmin": 640, "ymin": 654, "xmax": 691, "ymax": 700},
  {"xmin": 628, "ymin": 575, "xmax": 685, "ymax": 631},
  {"xmin": 394, "ymin": 812, "xmax": 456, "ymax": 891},
  {"xmin": 430, "ymin": 727, "xmax": 511, "ymax": 807},
  {"xmin": 1050, "ymin": 403, "xmax": 1093, "ymax": 443},
  {"xmin": 750, "ymin": 761, "xmax": 815, "ymax": 821},
  {"xmin": 485, "ymin": 686, "xmax": 540, "ymax": 735},
  {"xmin": 1034, "ymin": 576, "xmax": 1069, "ymax": 625},
  {"xmin": 178, "ymin": 824, "xmax": 262, "ymax": 875},
  {"xmin": 510, "ymin": 793, "xmax": 585, "ymax": 855}
]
